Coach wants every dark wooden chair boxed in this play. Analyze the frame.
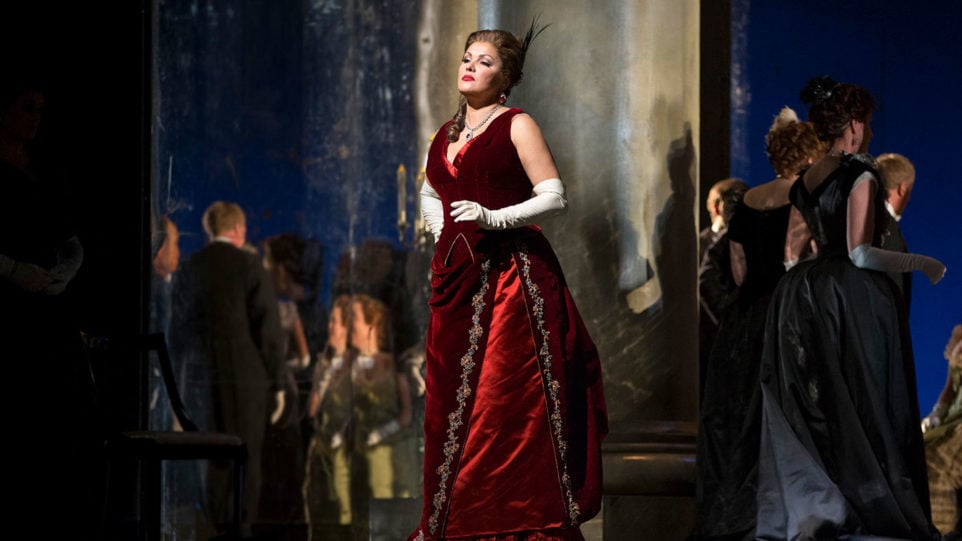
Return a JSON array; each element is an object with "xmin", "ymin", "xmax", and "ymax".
[{"xmin": 90, "ymin": 332, "xmax": 246, "ymax": 540}]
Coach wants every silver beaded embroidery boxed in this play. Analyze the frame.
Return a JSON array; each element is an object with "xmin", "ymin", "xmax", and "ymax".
[
  {"xmin": 517, "ymin": 247, "xmax": 581, "ymax": 525},
  {"xmin": 427, "ymin": 259, "xmax": 492, "ymax": 535}
]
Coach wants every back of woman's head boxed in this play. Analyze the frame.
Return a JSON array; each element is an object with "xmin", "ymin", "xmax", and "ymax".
[
  {"xmin": 800, "ymin": 76, "xmax": 876, "ymax": 141},
  {"xmin": 766, "ymin": 106, "xmax": 825, "ymax": 178},
  {"xmin": 353, "ymin": 293, "xmax": 391, "ymax": 352},
  {"xmin": 263, "ymin": 233, "xmax": 306, "ymax": 284}
]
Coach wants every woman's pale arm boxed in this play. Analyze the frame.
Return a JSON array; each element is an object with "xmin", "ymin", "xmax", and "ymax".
[
  {"xmin": 730, "ymin": 240, "xmax": 747, "ymax": 287},
  {"xmin": 512, "ymin": 113, "xmax": 560, "ymax": 186},
  {"xmin": 783, "ymin": 207, "xmax": 811, "ymax": 270},
  {"xmin": 846, "ymin": 173, "xmax": 945, "ymax": 284}
]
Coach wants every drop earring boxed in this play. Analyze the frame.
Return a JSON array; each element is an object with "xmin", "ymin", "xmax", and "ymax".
[{"xmin": 498, "ymin": 92, "xmax": 507, "ymax": 105}]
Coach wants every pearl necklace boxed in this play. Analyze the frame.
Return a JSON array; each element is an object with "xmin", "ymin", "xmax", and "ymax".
[{"xmin": 464, "ymin": 104, "xmax": 500, "ymax": 140}]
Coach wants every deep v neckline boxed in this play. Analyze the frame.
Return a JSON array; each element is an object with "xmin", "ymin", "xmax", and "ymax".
[
  {"xmin": 443, "ymin": 109, "xmax": 514, "ymax": 168},
  {"xmin": 445, "ymin": 136, "xmax": 476, "ymax": 170}
]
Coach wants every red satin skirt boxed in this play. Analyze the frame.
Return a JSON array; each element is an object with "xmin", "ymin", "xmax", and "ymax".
[
  {"xmin": 441, "ymin": 529, "xmax": 585, "ymax": 541},
  {"xmin": 440, "ymin": 260, "xmax": 573, "ymax": 538},
  {"xmin": 413, "ymin": 229, "xmax": 606, "ymax": 541}
]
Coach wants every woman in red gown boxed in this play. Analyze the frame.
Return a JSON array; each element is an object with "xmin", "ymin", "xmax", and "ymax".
[{"xmin": 408, "ymin": 25, "xmax": 607, "ymax": 541}]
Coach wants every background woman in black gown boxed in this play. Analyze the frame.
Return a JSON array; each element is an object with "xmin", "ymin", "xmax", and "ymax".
[
  {"xmin": 696, "ymin": 106, "xmax": 823, "ymax": 540},
  {"xmin": 755, "ymin": 76, "xmax": 945, "ymax": 540}
]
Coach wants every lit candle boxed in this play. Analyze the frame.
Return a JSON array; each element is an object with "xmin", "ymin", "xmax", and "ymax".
[
  {"xmin": 397, "ymin": 164, "xmax": 407, "ymax": 227},
  {"xmin": 415, "ymin": 168, "xmax": 425, "ymax": 237}
]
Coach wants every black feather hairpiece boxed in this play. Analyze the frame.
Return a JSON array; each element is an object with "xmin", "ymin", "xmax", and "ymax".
[
  {"xmin": 800, "ymin": 75, "xmax": 840, "ymax": 106},
  {"xmin": 520, "ymin": 13, "xmax": 550, "ymax": 66}
]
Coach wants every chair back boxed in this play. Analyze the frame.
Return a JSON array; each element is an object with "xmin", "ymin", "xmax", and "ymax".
[
  {"xmin": 140, "ymin": 333, "xmax": 199, "ymax": 432},
  {"xmin": 81, "ymin": 332, "xmax": 200, "ymax": 432}
]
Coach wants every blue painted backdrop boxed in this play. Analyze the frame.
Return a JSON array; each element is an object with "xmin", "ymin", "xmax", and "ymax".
[
  {"xmin": 154, "ymin": 0, "xmax": 419, "ymax": 310},
  {"xmin": 730, "ymin": 0, "xmax": 962, "ymax": 410}
]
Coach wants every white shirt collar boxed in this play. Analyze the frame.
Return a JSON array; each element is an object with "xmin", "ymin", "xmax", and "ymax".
[{"xmin": 885, "ymin": 201, "xmax": 902, "ymax": 222}]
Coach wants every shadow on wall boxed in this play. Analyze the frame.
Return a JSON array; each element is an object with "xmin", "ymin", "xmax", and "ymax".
[{"xmin": 575, "ymin": 116, "xmax": 697, "ymax": 428}]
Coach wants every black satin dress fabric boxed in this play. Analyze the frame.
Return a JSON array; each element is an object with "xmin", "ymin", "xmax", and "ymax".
[
  {"xmin": 696, "ymin": 202, "xmax": 790, "ymax": 540},
  {"xmin": 755, "ymin": 156, "xmax": 939, "ymax": 540}
]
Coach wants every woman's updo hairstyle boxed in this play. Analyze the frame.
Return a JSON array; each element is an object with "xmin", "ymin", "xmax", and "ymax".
[
  {"xmin": 765, "ymin": 106, "xmax": 826, "ymax": 178},
  {"xmin": 447, "ymin": 19, "xmax": 548, "ymax": 142},
  {"xmin": 353, "ymin": 293, "xmax": 392, "ymax": 353},
  {"xmin": 800, "ymin": 76, "xmax": 876, "ymax": 142}
]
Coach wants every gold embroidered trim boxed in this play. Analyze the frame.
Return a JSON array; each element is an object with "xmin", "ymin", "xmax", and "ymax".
[
  {"xmin": 518, "ymin": 248, "xmax": 580, "ymax": 526},
  {"xmin": 427, "ymin": 259, "xmax": 492, "ymax": 535}
]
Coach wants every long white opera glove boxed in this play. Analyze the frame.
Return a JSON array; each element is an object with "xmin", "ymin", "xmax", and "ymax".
[
  {"xmin": 849, "ymin": 243, "xmax": 946, "ymax": 284},
  {"xmin": 0, "ymin": 254, "xmax": 52, "ymax": 292},
  {"xmin": 450, "ymin": 178, "xmax": 568, "ymax": 230},
  {"xmin": 50, "ymin": 236, "xmax": 84, "ymax": 281},
  {"xmin": 366, "ymin": 419, "xmax": 401, "ymax": 447},
  {"xmin": 419, "ymin": 180, "xmax": 444, "ymax": 243},
  {"xmin": 270, "ymin": 390, "xmax": 285, "ymax": 425},
  {"xmin": 44, "ymin": 236, "xmax": 84, "ymax": 295}
]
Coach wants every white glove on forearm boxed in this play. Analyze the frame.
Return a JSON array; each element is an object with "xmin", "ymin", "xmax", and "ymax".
[
  {"xmin": 450, "ymin": 178, "xmax": 568, "ymax": 230},
  {"xmin": 420, "ymin": 180, "xmax": 444, "ymax": 243},
  {"xmin": 849, "ymin": 243, "xmax": 946, "ymax": 284},
  {"xmin": 270, "ymin": 390, "xmax": 285, "ymax": 425},
  {"xmin": 50, "ymin": 236, "xmax": 84, "ymax": 282},
  {"xmin": 287, "ymin": 354, "xmax": 311, "ymax": 369},
  {"xmin": 366, "ymin": 419, "xmax": 401, "ymax": 447},
  {"xmin": 0, "ymin": 254, "xmax": 52, "ymax": 292},
  {"xmin": 921, "ymin": 402, "xmax": 949, "ymax": 433},
  {"xmin": 43, "ymin": 236, "xmax": 84, "ymax": 295}
]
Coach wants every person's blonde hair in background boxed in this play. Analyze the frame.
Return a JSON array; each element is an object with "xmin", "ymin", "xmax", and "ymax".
[
  {"xmin": 765, "ymin": 107, "xmax": 826, "ymax": 180},
  {"xmin": 921, "ymin": 323, "xmax": 962, "ymax": 535},
  {"xmin": 202, "ymin": 201, "xmax": 246, "ymax": 240},
  {"xmin": 876, "ymin": 153, "xmax": 915, "ymax": 220},
  {"xmin": 949, "ymin": 324, "xmax": 962, "ymax": 370},
  {"xmin": 923, "ymin": 323, "xmax": 962, "ymax": 433}
]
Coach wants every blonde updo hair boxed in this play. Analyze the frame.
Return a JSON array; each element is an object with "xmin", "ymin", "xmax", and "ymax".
[
  {"xmin": 765, "ymin": 107, "xmax": 826, "ymax": 179},
  {"xmin": 352, "ymin": 294, "xmax": 392, "ymax": 353}
]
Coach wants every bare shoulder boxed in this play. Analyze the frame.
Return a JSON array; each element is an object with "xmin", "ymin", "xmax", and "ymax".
[
  {"xmin": 744, "ymin": 177, "xmax": 793, "ymax": 210},
  {"xmin": 509, "ymin": 112, "xmax": 546, "ymax": 142}
]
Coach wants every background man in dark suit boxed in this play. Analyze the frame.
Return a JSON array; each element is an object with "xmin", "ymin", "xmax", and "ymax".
[
  {"xmin": 877, "ymin": 152, "xmax": 915, "ymax": 310},
  {"xmin": 698, "ymin": 177, "xmax": 747, "ymax": 395},
  {"xmin": 171, "ymin": 200, "xmax": 287, "ymax": 532}
]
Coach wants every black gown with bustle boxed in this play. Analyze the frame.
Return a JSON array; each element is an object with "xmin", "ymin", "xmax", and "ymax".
[
  {"xmin": 755, "ymin": 155, "xmax": 939, "ymax": 540},
  {"xmin": 697, "ymin": 202, "xmax": 790, "ymax": 540}
]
